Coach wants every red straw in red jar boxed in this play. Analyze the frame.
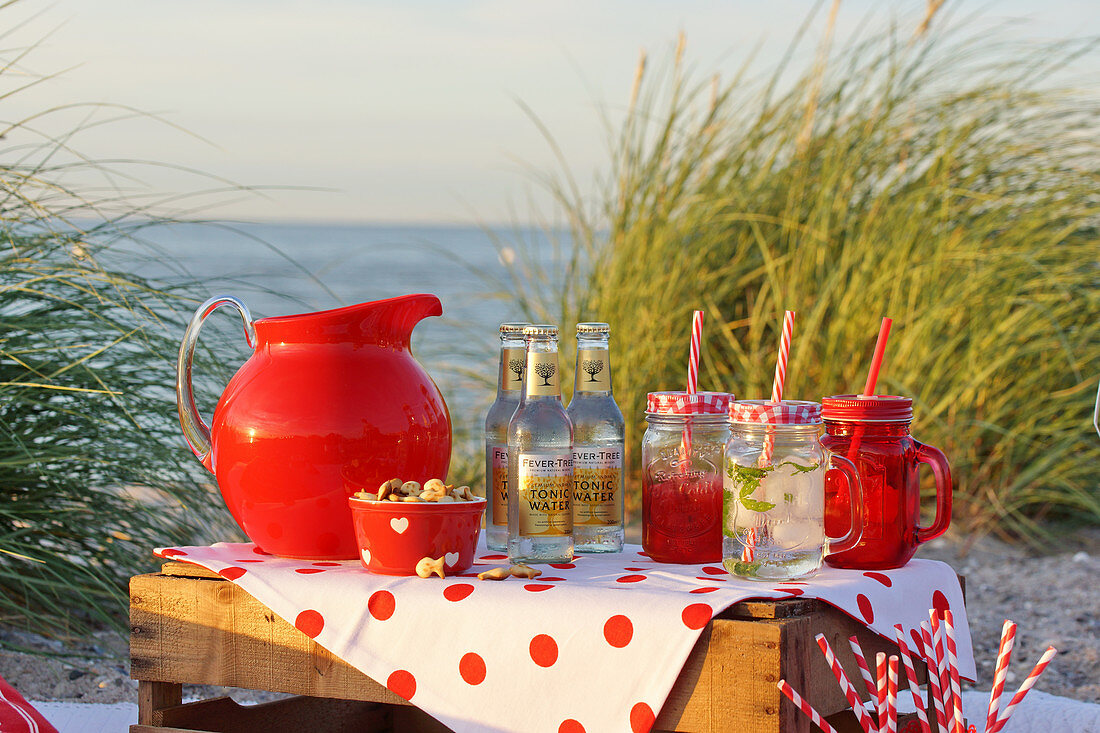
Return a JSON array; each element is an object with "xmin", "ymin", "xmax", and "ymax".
[
  {"xmin": 679, "ymin": 310, "xmax": 704, "ymax": 471},
  {"xmin": 847, "ymin": 316, "xmax": 893, "ymax": 464}
]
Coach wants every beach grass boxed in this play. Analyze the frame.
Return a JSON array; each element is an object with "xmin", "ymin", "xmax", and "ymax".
[{"xmin": 498, "ymin": 6, "xmax": 1100, "ymax": 543}]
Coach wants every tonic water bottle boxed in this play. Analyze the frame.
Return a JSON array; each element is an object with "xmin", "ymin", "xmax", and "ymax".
[
  {"xmin": 566, "ymin": 322, "xmax": 625, "ymax": 553},
  {"xmin": 507, "ymin": 325, "xmax": 574, "ymax": 563},
  {"xmin": 484, "ymin": 322, "xmax": 530, "ymax": 551}
]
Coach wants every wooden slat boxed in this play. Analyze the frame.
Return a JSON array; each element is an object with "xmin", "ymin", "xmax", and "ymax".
[
  {"xmin": 138, "ymin": 681, "xmax": 181, "ymax": 725},
  {"xmin": 130, "ymin": 573, "xmax": 406, "ymax": 706}
]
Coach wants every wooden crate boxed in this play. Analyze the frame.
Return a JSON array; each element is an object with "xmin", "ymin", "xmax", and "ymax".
[{"xmin": 130, "ymin": 562, "xmax": 957, "ymax": 733}]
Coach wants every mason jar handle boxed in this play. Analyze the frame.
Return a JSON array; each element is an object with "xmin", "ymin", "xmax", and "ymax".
[
  {"xmin": 825, "ymin": 454, "xmax": 863, "ymax": 554},
  {"xmin": 914, "ymin": 441, "xmax": 953, "ymax": 544},
  {"xmin": 176, "ymin": 295, "xmax": 255, "ymax": 471}
]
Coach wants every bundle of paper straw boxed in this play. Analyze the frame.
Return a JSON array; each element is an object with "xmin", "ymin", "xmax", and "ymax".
[{"xmin": 779, "ymin": 613, "xmax": 1058, "ymax": 733}]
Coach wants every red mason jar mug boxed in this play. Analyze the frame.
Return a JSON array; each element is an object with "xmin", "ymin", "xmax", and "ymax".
[{"xmin": 821, "ymin": 395, "xmax": 952, "ymax": 569}]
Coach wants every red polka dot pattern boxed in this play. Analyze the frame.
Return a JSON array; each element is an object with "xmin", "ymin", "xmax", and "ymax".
[
  {"xmin": 252, "ymin": 547, "xmax": 272, "ymax": 556},
  {"xmin": 295, "ymin": 568, "xmax": 327, "ymax": 574},
  {"xmin": 550, "ymin": 563, "xmax": 576, "ymax": 570},
  {"xmin": 630, "ymin": 702, "xmax": 656, "ymax": 733},
  {"xmin": 530, "ymin": 634, "xmax": 558, "ymax": 667},
  {"xmin": 681, "ymin": 603, "xmax": 711, "ymax": 630},
  {"xmin": 774, "ymin": 587, "xmax": 805, "ymax": 596},
  {"xmin": 695, "ymin": 576, "xmax": 726, "ymax": 582},
  {"xmin": 863, "ymin": 571, "xmax": 893, "ymax": 587},
  {"xmin": 386, "ymin": 669, "xmax": 416, "ymax": 700},
  {"xmin": 160, "ymin": 548, "xmax": 187, "ymax": 557},
  {"xmin": 616, "ymin": 575, "xmax": 646, "ymax": 584},
  {"xmin": 603, "ymin": 615, "xmax": 633, "ymax": 648},
  {"xmin": 524, "ymin": 584, "xmax": 555, "ymax": 592},
  {"xmin": 539, "ymin": 577, "xmax": 567, "ymax": 582},
  {"xmin": 444, "ymin": 584, "xmax": 475, "ymax": 602},
  {"xmin": 623, "ymin": 567, "xmax": 645, "ymax": 572},
  {"xmin": 480, "ymin": 554, "xmax": 508, "ymax": 560},
  {"xmin": 690, "ymin": 587, "xmax": 719, "ymax": 594},
  {"xmin": 294, "ymin": 610, "xmax": 324, "ymax": 638},
  {"xmin": 312, "ymin": 561, "xmax": 341, "ymax": 567},
  {"xmin": 237, "ymin": 559, "xmax": 263, "ymax": 563},
  {"xmin": 700, "ymin": 566, "xmax": 726, "ymax": 575},
  {"xmin": 368, "ymin": 590, "xmax": 396, "ymax": 621},
  {"xmin": 856, "ymin": 593, "xmax": 875, "ymax": 623},
  {"xmin": 558, "ymin": 719, "xmax": 585, "ymax": 733},
  {"xmin": 459, "ymin": 652, "xmax": 486, "ymax": 685},
  {"xmin": 218, "ymin": 567, "xmax": 246, "ymax": 581},
  {"xmin": 932, "ymin": 589, "xmax": 949, "ymax": 614}
]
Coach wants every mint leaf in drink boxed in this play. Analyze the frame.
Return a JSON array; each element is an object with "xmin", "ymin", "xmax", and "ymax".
[
  {"xmin": 728, "ymin": 463, "xmax": 777, "ymax": 513},
  {"xmin": 740, "ymin": 497, "xmax": 776, "ymax": 512},
  {"xmin": 779, "ymin": 461, "xmax": 818, "ymax": 474}
]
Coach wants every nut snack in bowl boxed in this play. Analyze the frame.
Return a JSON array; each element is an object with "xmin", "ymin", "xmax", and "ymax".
[{"xmin": 349, "ymin": 479, "xmax": 484, "ymax": 576}]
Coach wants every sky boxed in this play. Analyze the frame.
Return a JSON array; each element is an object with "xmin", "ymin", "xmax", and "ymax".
[{"xmin": 3, "ymin": 0, "xmax": 1098, "ymax": 224}]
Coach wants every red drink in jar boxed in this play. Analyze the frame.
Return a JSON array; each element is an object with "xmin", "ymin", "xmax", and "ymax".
[
  {"xmin": 641, "ymin": 391, "xmax": 731, "ymax": 564},
  {"xmin": 642, "ymin": 473, "xmax": 722, "ymax": 563},
  {"xmin": 821, "ymin": 395, "xmax": 952, "ymax": 569}
]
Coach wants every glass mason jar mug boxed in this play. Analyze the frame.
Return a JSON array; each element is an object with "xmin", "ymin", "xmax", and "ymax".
[
  {"xmin": 723, "ymin": 400, "xmax": 863, "ymax": 581},
  {"xmin": 641, "ymin": 392, "xmax": 732, "ymax": 564},
  {"xmin": 821, "ymin": 395, "xmax": 952, "ymax": 569}
]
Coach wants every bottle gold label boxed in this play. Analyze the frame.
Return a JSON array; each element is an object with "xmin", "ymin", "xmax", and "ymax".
[
  {"xmin": 490, "ymin": 445, "xmax": 508, "ymax": 526},
  {"xmin": 517, "ymin": 451, "xmax": 573, "ymax": 536},
  {"xmin": 500, "ymin": 347, "xmax": 526, "ymax": 392},
  {"xmin": 525, "ymin": 351, "xmax": 560, "ymax": 397},
  {"xmin": 575, "ymin": 348, "xmax": 610, "ymax": 392},
  {"xmin": 573, "ymin": 447, "xmax": 623, "ymax": 525}
]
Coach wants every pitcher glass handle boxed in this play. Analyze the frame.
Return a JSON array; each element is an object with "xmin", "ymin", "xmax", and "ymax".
[
  {"xmin": 176, "ymin": 295, "xmax": 255, "ymax": 471},
  {"xmin": 825, "ymin": 454, "xmax": 863, "ymax": 554},
  {"xmin": 914, "ymin": 442, "xmax": 952, "ymax": 544}
]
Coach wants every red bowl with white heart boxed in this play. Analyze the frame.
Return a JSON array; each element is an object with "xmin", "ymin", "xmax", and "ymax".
[{"xmin": 348, "ymin": 496, "xmax": 485, "ymax": 575}]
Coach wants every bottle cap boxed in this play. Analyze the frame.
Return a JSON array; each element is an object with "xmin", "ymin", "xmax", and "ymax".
[
  {"xmin": 499, "ymin": 322, "xmax": 531, "ymax": 335},
  {"xmin": 646, "ymin": 391, "xmax": 732, "ymax": 415},
  {"xmin": 576, "ymin": 322, "xmax": 610, "ymax": 334},
  {"xmin": 728, "ymin": 399, "xmax": 822, "ymax": 425},
  {"xmin": 522, "ymin": 324, "xmax": 558, "ymax": 337},
  {"xmin": 821, "ymin": 394, "xmax": 913, "ymax": 422}
]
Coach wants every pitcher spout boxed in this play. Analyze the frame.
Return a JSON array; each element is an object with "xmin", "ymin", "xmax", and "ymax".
[{"xmin": 361, "ymin": 293, "xmax": 442, "ymax": 349}]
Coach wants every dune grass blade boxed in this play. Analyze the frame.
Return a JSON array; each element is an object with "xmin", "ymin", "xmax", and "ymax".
[{"xmin": 496, "ymin": 8, "xmax": 1100, "ymax": 539}]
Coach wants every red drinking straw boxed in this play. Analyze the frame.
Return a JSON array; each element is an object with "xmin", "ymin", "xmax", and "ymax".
[
  {"xmin": 919, "ymin": 623, "xmax": 949, "ymax": 731},
  {"xmin": 886, "ymin": 656, "xmax": 899, "ymax": 733},
  {"xmin": 876, "ymin": 652, "xmax": 888, "ymax": 731},
  {"xmin": 759, "ymin": 310, "xmax": 795, "ymax": 468},
  {"xmin": 986, "ymin": 621, "xmax": 1018, "ymax": 731},
  {"xmin": 849, "ymin": 635, "xmax": 879, "ymax": 703},
  {"xmin": 942, "ymin": 611, "xmax": 965, "ymax": 733},
  {"xmin": 777, "ymin": 679, "xmax": 840, "ymax": 733},
  {"xmin": 894, "ymin": 625, "xmax": 932, "ymax": 733},
  {"xmin": 987, "ymin": 646, "xmax": 1058, "ymax": 733},
  {"xmin": 863, "ymin": 317, "xmax": 894, "ymax": 395},
  {"xmin": 816, "ymin": 634, "xmax": 876, "ymax": 733},
  {"xmin": 680, "ymin": 310, "xmax": 704, "ymax": 469}
]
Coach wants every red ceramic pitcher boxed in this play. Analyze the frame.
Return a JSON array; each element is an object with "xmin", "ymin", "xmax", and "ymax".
[
  {"xmin": 821, "ymin": 395, "xmax": 951, "ymax": 569},
  {"xmin": 176, "ymin": 294, "xmax": 452, "ymax": 559}
]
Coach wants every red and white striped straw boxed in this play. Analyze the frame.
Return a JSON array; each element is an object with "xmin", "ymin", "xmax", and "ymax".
[
  {"xmin": 876, "ymin": 652, "xmax": 888, "ymax": 731},
  {"xmin": 886, "ymin": 656, "xmax": 899, "ymax": 733},
  {"xmin": 988, "ymin": 647, "xmax": 1058, "ymax": 733},
  {"xmin": 816, "ymin": 634, "xmax": 876, "ymax": 733},
  {"xmin": 848, "ymin": 635, "xmax": 879, "ymax": 703},
  {"xmin": 759, "ymin": 310, "xmax": 795, "ymax": 467},
  {"xmin": 919, "ymin": 623, "xmax": 949, "ymax": 731},
  {"xmin": 680, "ymin": 310, "xmax": 704, "ymax": 468},
  {"xmin": 688, "ymin": 310, "xmax": 703, "ymax": 394},
  {"xmin": 740, "ymin": 526, "xmax": 755, "ymax": 563},
  {"xmin": 894, "ymin": 625, "xmax": 931, "ymax": 733},
  {"xmin": 931, "ymin": 614, "xmax": 960, "ymax": 733},
  {"xmin": 942, "ymin": 611, "xmax": 964, "ymax": 733},
  {"xmin": 986, "ymin": 620, "xmax": 1018, "ymax": 731},
  {"xmin": 777, "ymin": 679, "xmax": 840, "ymax": 733},
  {"xmin": 771, "ymin": 310, "xmax": 794, "ymax": 403}
]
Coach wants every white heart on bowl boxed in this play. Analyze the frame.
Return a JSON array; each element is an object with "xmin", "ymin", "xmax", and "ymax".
[
  {"xmin": 444, "ymin": 551, "xmax": 459, "ymax": 566},
  {"xmin": 390, "ymin": 517, "xmax": 409, "ymax": 535},
  {"xmin": 361, "ymin": 548, "xmax": 372, "ymax": 564}
]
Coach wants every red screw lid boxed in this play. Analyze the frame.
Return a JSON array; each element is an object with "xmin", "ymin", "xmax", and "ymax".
[
  {"xmin": 728, "ymin": 399, "xmax": 822, "ymax": 425},
  {"xmin": 821, "ymin": 394, "xmax": 913, "ymax": 422},
  {"xmin": 646, "ymin": 391, "xmax": 732, "ymax": 415}
]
